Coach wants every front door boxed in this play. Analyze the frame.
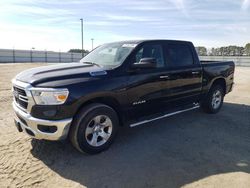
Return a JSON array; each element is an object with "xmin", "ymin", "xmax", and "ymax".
[{"xmin": 126, "ymin": 42, "xmax": 169, "ymax": 121}]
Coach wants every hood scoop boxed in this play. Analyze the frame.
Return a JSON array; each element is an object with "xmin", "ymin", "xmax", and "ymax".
[{"xmin": 89, "ymin": 70, "xmax": 107, "ymax": 77}]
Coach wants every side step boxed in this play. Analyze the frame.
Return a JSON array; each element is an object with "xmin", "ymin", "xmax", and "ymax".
[{"xmin": 129, "ymin": 104, "xmax": 200, "ymax": 127}]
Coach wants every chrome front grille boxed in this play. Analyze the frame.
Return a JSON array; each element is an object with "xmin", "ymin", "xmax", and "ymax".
[
  {"xmin": 13, "ymin": 86, "xmax": 28, "ymax": 110},
  {"xmin": 12, "ymin": 79, "xmax": 34, "ymax": 114}
]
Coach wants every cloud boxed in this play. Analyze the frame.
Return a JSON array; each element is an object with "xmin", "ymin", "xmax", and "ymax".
[
  {"xmin": 242, "ymin": 0, "xmax": 250, "ymax": 10},
  {"xmin": 169, "ymin": 0, "xmax": 189, "ymax": 17},
  {"xmin": 0, "ymin": 0, "xmax": 250, "ymax": 51},
  {"xmin": 122, "ymin": 1, "xmax": 176, "ymax": 11},
  {"xmin": 86, "ymin": 21, "xmax": 129, "ymax": 26},
  {"xmin": 170, "ymin": 0, "xmax": 185, "ymax": 10},
  {"xmin": 103, "ymin": 14, "xmax": 163, "ymax": 22}
]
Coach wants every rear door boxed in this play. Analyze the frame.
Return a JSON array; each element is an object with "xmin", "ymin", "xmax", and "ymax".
[{"xmin": 161, "ymin": 42, "xmax": 202, "ymax": 107}]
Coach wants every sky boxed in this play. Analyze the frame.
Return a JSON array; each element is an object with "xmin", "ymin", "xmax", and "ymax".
[{"xmin": 0, "ymin": 0, "xmax": 249, "ymax": 52}]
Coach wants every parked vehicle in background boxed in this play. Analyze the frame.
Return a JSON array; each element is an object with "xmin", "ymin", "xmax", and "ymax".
[{"xmin": 12, "ymin": 40, "xmax": 235, "ymax": 154}]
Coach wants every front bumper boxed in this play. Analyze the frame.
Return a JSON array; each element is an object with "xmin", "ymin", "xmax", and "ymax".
[{"xmin": 13, "ymin": 102, "xmax": 72, "ymax": 140}]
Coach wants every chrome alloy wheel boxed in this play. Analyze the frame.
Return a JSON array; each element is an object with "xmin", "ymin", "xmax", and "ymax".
[
  {"xmin": 85, "ymin": 115, "xmax": 113, "ymax": 147},
  {"xmin": 211, "ymin": 90, "xmax": 222, "ymax": 109}
]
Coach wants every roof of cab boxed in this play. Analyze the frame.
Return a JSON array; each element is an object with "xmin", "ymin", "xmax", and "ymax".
[{"xmin": 106, "ymin": 39, "xmax": 192, "ymax": 45}]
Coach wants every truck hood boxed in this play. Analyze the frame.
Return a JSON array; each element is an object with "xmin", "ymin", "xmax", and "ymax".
[{"xmin": 15, "ymin": 63, "xmax": 107, "ymax": 86}]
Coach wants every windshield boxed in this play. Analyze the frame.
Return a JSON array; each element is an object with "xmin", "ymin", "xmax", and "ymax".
[{"xmin": 80, "ymin": 42, "xmax": 137, "ymax": 69}]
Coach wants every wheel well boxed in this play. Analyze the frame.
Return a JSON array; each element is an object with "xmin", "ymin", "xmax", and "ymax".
[
  {"xmin": 75, "ymin": 97, "xmax": 124, "ymax": 126},
  {"xmin": 211, "ymin": 78, "xmax": 226, "ymax": 95}
]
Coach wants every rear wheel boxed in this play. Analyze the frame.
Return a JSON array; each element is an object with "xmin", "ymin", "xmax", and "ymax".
[
  {"xmin": 201, "ymin": 85, "xmax": 224, "ymax": 114},
  {"xmin": 69, "ymin": 103, "xmax": 119, "ymax": 154}
]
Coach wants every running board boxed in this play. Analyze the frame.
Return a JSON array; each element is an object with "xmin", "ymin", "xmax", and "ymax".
[{"xmin": 129, "ymin": 104, "xmax": 200, "ymax": 127}]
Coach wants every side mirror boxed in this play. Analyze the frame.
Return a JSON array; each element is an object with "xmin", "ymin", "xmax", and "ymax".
[{"xmin": 132, "ymin": 58, "xmax": 157, "ymax": 69}]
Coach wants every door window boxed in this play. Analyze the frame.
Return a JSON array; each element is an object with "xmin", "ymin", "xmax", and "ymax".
[
  {"xmin": 165, "ymin": 44, "xmax": 194, "ymax": 67},
  {"xmin": 135, "ymin": 44, "xmax": 165, "ymax": 68}
]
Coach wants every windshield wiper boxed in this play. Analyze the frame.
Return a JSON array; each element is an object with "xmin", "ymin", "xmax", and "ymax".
[{"xmin": 82, "ymin": 61, "xmax": 102, "ymax": 67}]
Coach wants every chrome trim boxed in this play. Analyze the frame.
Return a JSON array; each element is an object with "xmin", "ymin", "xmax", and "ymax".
[
  {"xmin": 18, "ymin": 97, "xmax": 28, "ymax": 102},
  {"xmin": 12, "ymin": 79, "xmax": 34, "ymax": 113},
  {"xmin": 13, "ymin": 100, "xmax": 27, "ymax": 113},
  {"xmin": 12, "ymin": 79, "xmax": 30, "ymax": 89},
  {"xmin": 129, "ymin": 105, "xmax": 200, "ymax": 127},
  {"xmin": 160, "ymin": 75, "xmax": 169, "ymax": 79},
  {"xmin": 13, "ymin": 102, "xmax": 72, "ymax": 140},
  {"xmin": 192, "ymin": 71, "xmax": 200, "ymax": 75},
  {"xmin": 19, "ymin": 95, "xmax": 28, "ymax": 100},
  {"xmin": 30, "ymin": 87, "xmax": 69, "ymax": 92}
]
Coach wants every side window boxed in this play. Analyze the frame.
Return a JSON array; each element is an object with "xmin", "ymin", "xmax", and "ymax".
[
  {"xmin": 135, "ymin": 44, "xmax": 165, "ymax": 68},
  {"xmin": 166, "ymin": 44, "xmax": 194, "ymax": 67}
]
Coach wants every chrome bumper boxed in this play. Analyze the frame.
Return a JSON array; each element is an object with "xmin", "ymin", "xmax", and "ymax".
[{"xmin": 13, "ymin": 102, "xmax": 72, "ymax": 140}]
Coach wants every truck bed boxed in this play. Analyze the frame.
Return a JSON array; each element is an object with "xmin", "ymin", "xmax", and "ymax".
[{"xmin": 201, "ymin": 60, "xmax": 235, "ymax": 94}]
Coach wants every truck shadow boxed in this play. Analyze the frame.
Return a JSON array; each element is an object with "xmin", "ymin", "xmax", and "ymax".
[{"xmin": 30, "ymin": 102, "xmax": 250, "ymax": 188}]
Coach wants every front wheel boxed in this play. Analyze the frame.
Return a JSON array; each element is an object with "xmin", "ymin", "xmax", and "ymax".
[
  {"xmin": 69, "ymin": 103, "xmax": 119, "ymax": 154},
  {"xmin": 201, "ymin": 85, "xmax": 224, "ymax": 114}
]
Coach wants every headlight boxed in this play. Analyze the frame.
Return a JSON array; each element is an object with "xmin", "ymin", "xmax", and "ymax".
[{"xmin": 31, "ymin": 89, "xmax": 69, "ymax": 105}]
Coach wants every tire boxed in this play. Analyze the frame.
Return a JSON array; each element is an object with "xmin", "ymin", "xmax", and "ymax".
[
  {"xmin": 69, "ymin": 103, "xmax": 119, "ymax": 154},
  {"xmin": 201, "ymin": 85, "xmax": 224, "ymax": 114}
]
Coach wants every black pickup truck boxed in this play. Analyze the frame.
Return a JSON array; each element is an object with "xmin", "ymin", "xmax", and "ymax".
[{"xmin": 12, "ymin": 40, "xmax": 234, "ymax": 154}]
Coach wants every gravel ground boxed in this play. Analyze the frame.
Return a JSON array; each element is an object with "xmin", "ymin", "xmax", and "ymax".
[{"xmin": 0, "ymin": 63, "xmax": 250, "ymax": 188}]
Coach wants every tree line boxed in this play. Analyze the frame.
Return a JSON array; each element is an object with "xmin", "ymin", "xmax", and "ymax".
[
  {"xmin": 196, "ymin": 43, "xmax": 250, "ymax": 56},
  {"xmin": 68, "ymin": 49, "xmax": 90, "ymax": 54}
]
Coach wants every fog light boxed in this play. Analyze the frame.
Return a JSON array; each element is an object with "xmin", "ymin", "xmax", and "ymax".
[
  {"xmin": 37, "ymin": 125, "xmax": 57, "ymax": 133},
  {"xmin": 14, "ymin": 120, "xmax": 23, "ymax": 132}
]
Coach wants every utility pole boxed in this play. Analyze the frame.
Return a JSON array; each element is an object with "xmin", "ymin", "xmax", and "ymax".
[
  {"xmin": 91, "ymin": 38, "xmax": 94, "ymax": 50},
  {"xmin": 13, "ymin": 47, "xmax": 15, "ymax": 63},
  {"xmin": 30, "ymin": 47, "xmax": 35, "ymax": 62},
  {"xmin": 80, "ymin": 18, "xmax": 84, "ymax": 57},
  {"xmin": 45, "ymin": 49, "xmax": 47, "ymax": 62},
  {"xmin": 59, "ymin": 49, "xmax": 61, "ymax": 63}
]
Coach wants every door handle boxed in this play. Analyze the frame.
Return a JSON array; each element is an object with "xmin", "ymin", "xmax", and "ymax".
[
  {"xmin": 160, "ymin": 75, "xmax": 170, "ymax": 79},
  {"xmin": 192, "ymin": 71, "xmax": 200, "ymax": 75}
]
